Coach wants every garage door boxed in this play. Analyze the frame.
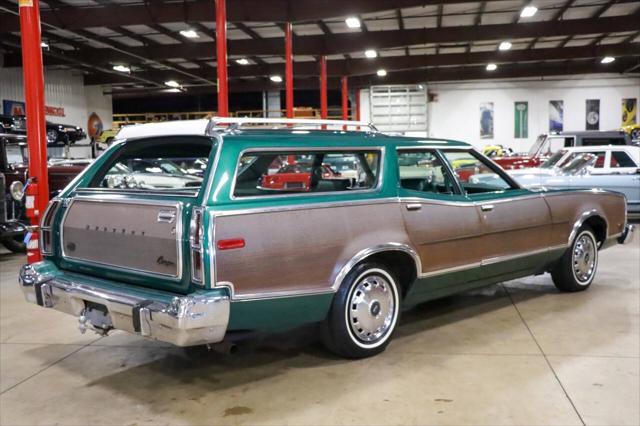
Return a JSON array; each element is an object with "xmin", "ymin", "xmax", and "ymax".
[{"xmin": 369, "ymin": 84, "xmax": 427, "ymax": 135}]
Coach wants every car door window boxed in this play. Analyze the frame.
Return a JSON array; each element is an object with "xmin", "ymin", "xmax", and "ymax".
[
  {"xmin": 397, "ymin": 150, "xmax": 458, "ymax": 195},
  {"xmin": 441, "ymin": 150, "xmax": 518, "ymax": 194}
]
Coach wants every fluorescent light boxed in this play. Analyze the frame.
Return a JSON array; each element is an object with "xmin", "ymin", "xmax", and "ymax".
[
  {"xmin": 40, "ymin": 42, "xmax": 49, "ymax": 48},
  {"xmin": 345, "ymin": 17, "xmax": 361, "ymax": 28},
  {"xmin": 498, "ymin": 41, "xmax": 512, "ymax": 51},
  {"xmin": 179, "ymin": 29, "xmax": 199, "ymax": 39},
  {"xmin": 364, "ymin": 49, "xmax": 377, "ymax": 58},
  {"xmin": 165, "ymin": 88, "xmax": 182, "ymax": 93},
  {"xmin": 486, "ymin": 63, "xmax": 498, "ymax": 71},
  {"xmin": 376, "ymin": 69, "xmax": 387, "ymax": 77},
  {"xmin": 601, "ymin": 56, "xmax": 615, "ymax": 64},
  {"xmin": 236, "ymin": 58, "xmax": 250, "ymax": 65},
  {"xmin": 520, "ymin": 5, "xmax": 538, "ymax": 17},
  {"xmin": 270, "ymin": 75, "xmax": 283, "ymax": 83},
  {"xmin": 113, "ymin": 65, "xmax": 130, "ymax": 73},
  {"xmin": 164, "ymin": 80, "xmax": 180, "ymax": 88}
]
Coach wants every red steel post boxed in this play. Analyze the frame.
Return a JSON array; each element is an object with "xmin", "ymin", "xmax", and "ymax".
[
  {"xmin": 320, "ymin": 56, "xmax": 328, "ymax": 119},
  {"xmin": 341, "ymin": 76, "xmax": 348, "ymax": 129},
  {"xmin": 215, "ymin": 0, "xmax": 229, "ymax": 117},
  {"xmin": 285, "ymin": 22, "xmax": 294, "ymax": 119},
  {"xmin": 19, "ymin": 0, "xmax": 49, "ymax": 263}
]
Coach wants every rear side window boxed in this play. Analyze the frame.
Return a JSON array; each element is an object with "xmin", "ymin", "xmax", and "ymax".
[
  {"xmin": 88, "ymin": 136, "xmax": 215, "ymax": 194},
  {"xmin": 233, "ymin": 150, "xmax": 380, "ymax": 197},
  {"xmin": 611, "ymin": 151, "xmax": 637, "ymax": 168}
]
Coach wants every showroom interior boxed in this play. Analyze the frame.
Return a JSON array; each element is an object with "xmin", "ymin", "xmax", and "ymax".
[{"xmin": 0, "ymin": 0, "xmax": 639, "ymax": 425}]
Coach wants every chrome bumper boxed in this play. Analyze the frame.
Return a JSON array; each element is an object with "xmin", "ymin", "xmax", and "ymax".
[
  {"xmin": 19, "ymin": 264, "xmax": 229, "ymax": 347},
  {"xmin": 618, "ymin": 224, "xmax": 636, "ymax": 245}
]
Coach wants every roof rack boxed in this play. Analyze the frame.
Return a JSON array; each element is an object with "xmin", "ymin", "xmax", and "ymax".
[{"xmin": 207, "ymin": 117, "xmax": 378, "ymax": 134}]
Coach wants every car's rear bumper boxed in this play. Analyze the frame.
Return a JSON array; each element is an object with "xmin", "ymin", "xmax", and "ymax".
[
  {"xmin": 618, "ymin": 224, "xmax": 636, "ymax": 245},
  {"xmin": 19, "ymin": 261, "xmax": 229, "ymax": 347}
]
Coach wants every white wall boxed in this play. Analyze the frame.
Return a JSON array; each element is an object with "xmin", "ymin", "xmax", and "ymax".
[
  {"xmin": 0, "ymin": 67, "xmax": 113, "ymax": 132},
  {"xmin": 427, "ymin": 74, "xmax": 640, "ymax": 150}
]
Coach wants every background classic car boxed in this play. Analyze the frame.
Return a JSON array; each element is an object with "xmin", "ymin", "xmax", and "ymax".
[
  {"xmin": 492, "ymin": 131, "xmax": 633, "ymax": 170},
  {"xmin": 18, "ymin": 119, "xmax": 634, "ymax": 359}
]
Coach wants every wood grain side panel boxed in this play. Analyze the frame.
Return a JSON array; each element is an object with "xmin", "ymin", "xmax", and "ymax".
[{"xmin": 214, "ymin": 203, "xmax": 410, "ymax": 296}]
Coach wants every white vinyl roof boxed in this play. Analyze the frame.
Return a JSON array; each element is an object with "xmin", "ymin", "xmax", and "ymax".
[{"xmin": 116, "ymin": 119, "xmax": 210, "ymax": 139}]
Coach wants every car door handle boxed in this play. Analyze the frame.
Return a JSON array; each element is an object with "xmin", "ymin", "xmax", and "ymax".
[
  {"xmin": 480, "ymin": 204, "xmax": 494, "ymax": 212},
  {"xmin": 406, "ymin": 203, "xmax": 422, "ymax": 211}
]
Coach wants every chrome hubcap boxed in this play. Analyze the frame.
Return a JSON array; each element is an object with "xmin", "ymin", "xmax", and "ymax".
[
  {"xmin": 573, "ymin": 234, "xmax": 596, "ymax": 283},
  {"xmin": 348, "ymin": 274, "xmax": 396, "ymax": 343}
]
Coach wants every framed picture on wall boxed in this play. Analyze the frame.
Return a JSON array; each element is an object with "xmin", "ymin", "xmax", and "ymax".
[
  {"xmin": 480, "ymin": 102, "xmax": 494, "ymax": 139},
  {"xmin": 622, "ymin": 98, "xmax": 637, "ymax": 126},
  {"xmin": 549, "ymin": 100, "xmax": 563, "ymax": 132},
  {"xmin": 514, "ymin": 101, "xmax": 528, "ymax": 138},
  {"xmin": 586, "ymin": 99, "xmax": 600, "ymax": 130}
]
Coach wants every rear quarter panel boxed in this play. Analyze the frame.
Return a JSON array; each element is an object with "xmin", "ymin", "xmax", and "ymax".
[{"xmin": 542, "ymin": 190, "xmax": 627, "ymax": 246}]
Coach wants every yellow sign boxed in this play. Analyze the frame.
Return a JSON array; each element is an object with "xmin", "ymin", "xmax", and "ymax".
[{"xmin": 18, "ymin": 0, "xmax": 33, "ymax": 7}]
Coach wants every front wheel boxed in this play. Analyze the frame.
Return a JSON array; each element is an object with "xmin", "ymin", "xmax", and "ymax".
[
  {"xmin": 322, "ymin": 263, "xmax": 401, "ymax": 358},
  {"xmin": 551, "ymin": 226, "xmax": 598, "ymax": 292}
]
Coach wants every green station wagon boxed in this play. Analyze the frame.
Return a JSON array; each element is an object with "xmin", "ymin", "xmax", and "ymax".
[{"xmin": 19, "ymin": 118, "xmax": 635, "ymax": 358}]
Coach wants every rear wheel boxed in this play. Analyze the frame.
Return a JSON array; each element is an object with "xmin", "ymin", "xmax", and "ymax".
[
  {"xmin": 322, "ymin": 263, "xmax": 400, "ymax": 358},
  {"xmin": 551, "ymin": 226, "xmax": 598, "ymax": 292},
  {"xmin": 631, "ymin": 128, "xmax": 640, "ymax": 140}
]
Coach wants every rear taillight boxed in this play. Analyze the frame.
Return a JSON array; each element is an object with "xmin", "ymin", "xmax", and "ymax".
[
  {"xmin": 189, "ymin": 207, "xmax": 204, "ymax": 285},
  {"xmin": 40, "ymin": 199, "xmax": 61, "ymax": 255}
]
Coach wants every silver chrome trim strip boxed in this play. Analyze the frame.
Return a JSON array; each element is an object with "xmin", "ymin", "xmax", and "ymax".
[
  {"xmin": 228, "ymin": 146, "xmax": 386, "ymax": 201},
  {"xmin": 332, "ymin": 243, "xmax": 422, "ymax": 291},
  {"xmin": 568, "ymin": 209, "xmax": 609, "ymax": 245},
  {"xmin": 419, "ymin": 262, "xmax": 482, "ymax": 278},
  {"xmin": 59, "ymin": 196, "xmax": 185, "ymax": 280}
]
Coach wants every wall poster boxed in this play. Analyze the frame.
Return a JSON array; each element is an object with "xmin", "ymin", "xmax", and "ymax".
[
  {"xmin": 622, "ymin": 98, "xmax": 638, "ymax": 126},
  {"xmin": 480, "ymin": 102, "xmax": 494, "ymax": 139},
  {"xmin": 514, "ymin": 101, "xmax": 528, "ymax": 138},
  {"xmin": 549, "ymin": 100, "xmax": 563, "ymax": 132},
  {"xmin": 2, "ymin": 100, "xmax": 26, "ymax": 116},
  {"xmin": 586, "ymin": 99, "xmax": 600, "ymax": 130}
]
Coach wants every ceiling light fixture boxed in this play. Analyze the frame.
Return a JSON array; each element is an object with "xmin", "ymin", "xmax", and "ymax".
[
  {"xmin": 486, "ymin": 63, "xmax": 498, "ymax": 71},
  {"xmin": 520, "ymin": 5, "xmax": 538, "ymax": 18},
  {"xmin": 377, "ymin": 69, "xmax": 387, "ymax": 77},
  {"xmin": 179, "ymin": 29, "xmax": 199, "ymax": 39},
  {"xmin": 270, "ymin": 75, "xmax": 283, "ymax": 83},
  {"xmin": 236, "ymin": 58, "xmax": 250, "ymax": 65},
  {"xmin": 601, "ymin": 56, "xmax": 615, "ymax": 64},
  {"xmin": 345, "ymin": 17, "xmax": 361, "ymax": 28},
  {"xmin": 40, "ymin": 42, "xmax": 49, "ymax": 49},
  {"xmin": 365, "ymin": 49, "xmax": 378, "ymax": 58},
  {"xmin": 498, "ymin": 41, "xmax": 512, "ymax": 51},
  {"xmin": 113, "ymin": 65, "xmax": 131, "ymax": 73},
  {"xmin": 164, "ymin": 80, "xmax": 181, "ymax": 88}
]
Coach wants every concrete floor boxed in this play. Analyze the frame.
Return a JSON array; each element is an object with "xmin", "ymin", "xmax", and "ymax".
[{"xmin": 0, "ymin": 238, "xmax": 638, "ymax": 426}]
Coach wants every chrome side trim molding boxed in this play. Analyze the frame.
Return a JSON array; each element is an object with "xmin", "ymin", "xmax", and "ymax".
[
  {"xmin": 480, "ymin": 247, "xmax": 550, "ymax": 266},
  {"xmin": 419, "ymin": 262, "xmax": 481, "ymax": 278}
]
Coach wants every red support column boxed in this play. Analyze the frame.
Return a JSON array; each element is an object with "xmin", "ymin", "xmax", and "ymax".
[
  {"xmin": 285, "ymin": 22, "xmax": 294, "ymax": 119},
  {"xmin": 215, "ymin": 0, "xmax": 229, "ymax": 117},
  {"xmin": 355, "ymin": 89, "xmax": 361, "ymax": 121},
  {"xmin": 319, "ymin": 56, "xmax": 328, "ymax": 120},
  {"xmin": 19, "ymin": 0, "xmax": 49, "ymax": 263},
  {"xmin": 341, "ymin": 76, "xmax": 349, "ymax": 121}
]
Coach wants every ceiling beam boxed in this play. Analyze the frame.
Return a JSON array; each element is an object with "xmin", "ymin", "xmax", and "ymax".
[
  {"xmin": 107, "ymin": 57, "xmax": 639, "ymax": 97},
  {"xmin": 6, "ymin": 15, "xmax": 637, "ymax": 66},
  {"xmin": 0, "ymin": 0, "xmax": 520, "ymax": 32},
  {"xmin": 80, "ymin": 43, "xmax": 640, "ymax": 85}
]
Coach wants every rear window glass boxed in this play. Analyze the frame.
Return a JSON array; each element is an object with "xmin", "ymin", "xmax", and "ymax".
[
  {"xmin": 88, "ymin": 136, "xmax": 214, "ymax": 194},
  {"xmin": 233, "ymin": 150, "xmax": 380, "ymax": 197},
  {"xmin": 611, "ymin": 151, "xmax": 637, "ymax": 168}
]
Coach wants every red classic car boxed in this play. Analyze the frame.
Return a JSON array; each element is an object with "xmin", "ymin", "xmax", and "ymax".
[
  {"xmin": 493, "ymin": 131, "xmax": 632, "ymax": 170},
  {"xmin": 259, "ymin": 163, "xmax": 341, "ymax": 191}
]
